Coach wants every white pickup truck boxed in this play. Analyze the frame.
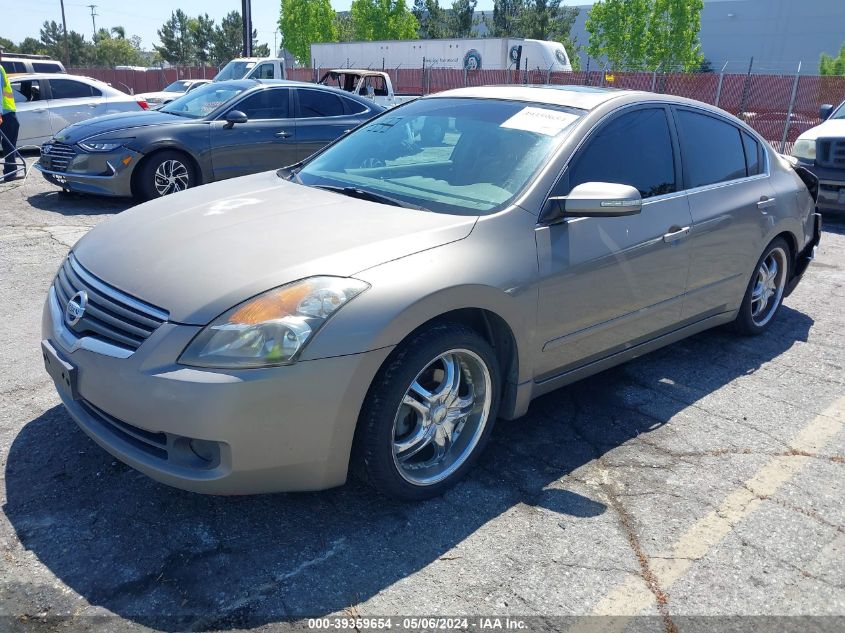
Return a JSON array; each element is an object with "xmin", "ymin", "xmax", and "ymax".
[
  {"xmin": 317, "ymin": 69, "xmax": 418, "ymax": 108},
  {"xmin": 213, "ymin": 57, "xmax": 287, "ymax": 82}
]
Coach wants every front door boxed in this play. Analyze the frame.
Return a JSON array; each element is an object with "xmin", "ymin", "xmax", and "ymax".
[
  {"xmin": 535, "ymin": 106, "xmax": 693, "ymax": 379},
  {"xmin": 209, "ymin": 87, "xmax": 297, "ymax": 180}
]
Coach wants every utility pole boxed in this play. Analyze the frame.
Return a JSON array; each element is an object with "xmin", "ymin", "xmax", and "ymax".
[
  {"xmin": 241, "ymin": 0, "xmax": 252, "ymax": 57},
  {"xmin": 59, "ymin": 0, "xmax": 70, "ymax": 67},
  {"xmin": 87, "ymin": 4, "xmax": 98, "ymax": 37}
]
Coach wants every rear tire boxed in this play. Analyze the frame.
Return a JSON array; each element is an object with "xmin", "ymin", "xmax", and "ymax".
[
  {"xmin": 732, "ymin": 237, "xmax": 791, "ymax": 336},
  {"xmin": 135, "ymin": 150, "xmax": 196, "ymax": 201},
  {"xmin": 354, "ymin": 323, "xmax": 501, "ymax": 501}
]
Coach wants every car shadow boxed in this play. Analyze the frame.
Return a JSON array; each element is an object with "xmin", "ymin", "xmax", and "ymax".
[
  {"xmin": 26, "ymin": 190, "xmax": 135, "ymax": 216},
  {"xmin": 3, "ymin": 307, "xmax": 813, "ymax": 630}
]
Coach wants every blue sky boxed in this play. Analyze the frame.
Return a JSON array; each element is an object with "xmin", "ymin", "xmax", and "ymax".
[{"xmin": 4, "ymin": 0, "xmax": 584, "ymax": 53}]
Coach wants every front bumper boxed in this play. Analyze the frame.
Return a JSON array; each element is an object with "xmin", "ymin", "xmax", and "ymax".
[
  {"xmin": 36, "ymin": 147, "xmax": 141, "ymax": 198},
  {"xmin": 796, "ymin": 160, "xmax": 845, "ymax": 213},
  {"xmin": 42, "ymin": 288, "xmax": 393, "ymax": 494}
]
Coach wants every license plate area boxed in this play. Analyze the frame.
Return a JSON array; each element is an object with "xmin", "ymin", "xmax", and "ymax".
[{"xmin": 41, "ymin": 339, "xmax": 79, "ymax": 400}]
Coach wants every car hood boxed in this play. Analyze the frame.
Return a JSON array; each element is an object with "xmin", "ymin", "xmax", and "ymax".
[
  {"xmin": 797, "ymin": 118, "xmax": 845, "ymax": 141},
  {"xmin": 72, "ymin": 171, "xmax": 478, "ymax": 324},
  {"xmin": 55, "ymin": 111, "xmax": 187, "ymax": 143}
]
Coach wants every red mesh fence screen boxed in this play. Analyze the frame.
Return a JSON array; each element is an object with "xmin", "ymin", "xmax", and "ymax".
[{"xmin": 68, "ymin": 65, "xmax": 845, "ymax": 151}]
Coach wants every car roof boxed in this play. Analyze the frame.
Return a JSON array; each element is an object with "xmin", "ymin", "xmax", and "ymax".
[
  {"xmin": 431, "ymin": 85, "xmax": 626, "ymax": 111},
  {"xmin": 9, "ymin": 72, "xmax": 101, "ymax": 84}
]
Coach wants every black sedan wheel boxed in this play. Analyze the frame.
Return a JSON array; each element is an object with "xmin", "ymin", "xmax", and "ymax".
[{"xmin": 136, "ymin": 150, "xmax": 196, "ymax": 200}]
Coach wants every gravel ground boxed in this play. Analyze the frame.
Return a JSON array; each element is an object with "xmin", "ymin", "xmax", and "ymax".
[{"xmin": 1, "ymin": 159, "xmax": 843, "ymax": 632}]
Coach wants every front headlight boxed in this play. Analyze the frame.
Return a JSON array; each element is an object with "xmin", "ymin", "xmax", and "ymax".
[
  {"xmin": 77, "ymin": 138, "xmax": 134, "ymax": 152},
  {"xmin": 178, "ymin": 276, "xmax": 369, "ymax": 369},
  {"xmin": 791, "ymin": 139, "xmax": 816, "ymax": 162}
]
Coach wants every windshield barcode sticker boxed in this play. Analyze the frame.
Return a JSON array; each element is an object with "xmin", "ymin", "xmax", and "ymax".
[{"xmin": 500, "ymin": 107, "xmax": 579, "ymax": 136}]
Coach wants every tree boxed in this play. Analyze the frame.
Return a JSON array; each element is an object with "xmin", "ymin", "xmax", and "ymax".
[
  {"xmin": 820, "ymin": 43, "xmax": 845, "ymax": 76},
  {"xmin": 487, "ymin": 0, "xmax": 521, "ymax": 38},
  {"xmin": 279, "ymin": 0, "xmax": 337, "ymax": 65},
  {"xmin": 586, "ymin": 0, "xmax": 703, "ymax": 71},
  {"xmin": 18, "ymin": 38, "xmax": 46, "ymax": 55},
  {"xmin": 449, "ymin": 0, "xmax": 477, "ymax": 37},
  {"xmin": 155, "ymin": 10, "xmax": 195, "ymax": 65},
  {"xmin": 190, "ymin": 14, "xmax": 216, "ymax": 65},
  {"xmin": 210, "ymin": 11, "xmax": 266, "ymax": 65},
  {"xmin": 111, "ymin": 26, "xmax": 126, "ymax": 39},
  {"xmin": 94, "ymin": 35, "xmax": 142, "ymax": 67},
  {"xmin": 0, "ymin": 37, "xmax": 17, "ymax": 53},
  {"xmin": 40, "ymin": 21, "xmax": 92, "ymax": 65},
  {"xmin": 413, "ymin": 0, "xmax": 449, "ymax": 39},
  {"xmin": 334, "ymin": 13, "xmax": 357, "ymax": 42},
  {"xmin": 645, "ymin": 0, "xmax": 704, "ymax": 71},
  {"xmin": 350, "ymin": 0, "xmax": 418, "ymax": 41}
]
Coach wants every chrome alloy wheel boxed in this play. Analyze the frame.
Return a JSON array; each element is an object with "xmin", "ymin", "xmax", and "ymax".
[
  {"xmin": 750, "ymin": 246, "xmax": 788, "ymax": 327},
  {"xmin": 392, "ymin": 349, "xmax": 492, "ymax": 486},
  {"xmin": 153, "ymin": 159, "xmax": 190, "ymax": 196}
]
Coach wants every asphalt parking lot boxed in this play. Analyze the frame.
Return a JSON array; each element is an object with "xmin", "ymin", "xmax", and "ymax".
[{"xmin": 1, "ymin": 158, "xmax": 843, "ymax": 632}]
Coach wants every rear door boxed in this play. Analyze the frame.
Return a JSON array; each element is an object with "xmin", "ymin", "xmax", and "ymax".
[
  {"xmin": 45, "ymin": 78, "xmax": 105, "ymax": 133},
  {"xmin": 9, "ymin": 79, "xmax": 51, "ymax": 145},
  {"xmin": 535, "ymin": 105, "xmax": 693, "ymax": 378},
  {"xmin": 209, "ymin": 87, "xmax": 296, "ymax": 180},
  {"xmin": 672, "ymin": 107, "xmax": 775, "ymax": 320},
  {"xmin": 294, "ymin": 88, "xmax": 362, "ymax": 161}
]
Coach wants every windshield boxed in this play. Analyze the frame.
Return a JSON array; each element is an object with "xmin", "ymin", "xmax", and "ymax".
[
  {"xmin": 297, "ymin": 97, "xmax": 583, "ymax": 215},
  {"xmin": 832, "ymin": 102, "xmax": 845, "ymax": 120},
  {"xmin": 214, "ymin": 60, "xmax": 256, "ymax": 82},
  {"xmin": 163, "ymin": 80, "xmax": 190, "ymax": 93},
  {"xmin": 160, "ymin": 83, "xmax": 246, "ymax": 119}
]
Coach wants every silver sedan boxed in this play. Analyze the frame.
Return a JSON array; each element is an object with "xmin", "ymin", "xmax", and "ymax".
[{"xmin": 41, "ymin": 86, "xmax": 820, "ymax": 500}]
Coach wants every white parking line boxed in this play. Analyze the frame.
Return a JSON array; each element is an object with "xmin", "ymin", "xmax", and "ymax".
[{"xmin": 572, "ymin": 396, "xmax": 845, "ymax": 631}]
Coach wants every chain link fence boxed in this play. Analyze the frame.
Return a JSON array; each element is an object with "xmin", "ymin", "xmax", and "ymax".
[{"xmin": 71, "ymin": 64, "xmax": 845, "ymax": 154}]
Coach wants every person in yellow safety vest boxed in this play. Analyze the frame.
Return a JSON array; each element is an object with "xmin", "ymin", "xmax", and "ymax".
[{"xmin": 0, "ymin": 49, "xmax": 21, "ymax": 182}]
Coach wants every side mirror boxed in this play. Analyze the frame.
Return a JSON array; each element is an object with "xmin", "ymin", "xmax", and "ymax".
[
  {"xmin": 223, "ymin": 110, "xmax": 248, "ymax": 128},
  {"xmin": 541, "ymin": 182, "xmax": 642, "ymax": 223},
  {"xmin": 819, "ymin": 104, "xmax": 834, "ymax": 120}
]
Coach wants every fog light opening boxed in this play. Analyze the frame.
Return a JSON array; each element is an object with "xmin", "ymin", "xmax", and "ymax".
[{"xmin": 189, "ymin": 438, "xmax": 218, "ymax": 463}]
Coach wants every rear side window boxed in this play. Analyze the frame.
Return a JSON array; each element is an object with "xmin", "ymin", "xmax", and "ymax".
[
  {"xmin": 566, "ymin": 108, "xmax": 676, "ymax": 199},
  {"xmin": 33, "ymin": 62, "xmax": 63, "ymax": 73},
  {"xmin": 742, "ymin": 131, "xmax": 761, "ymax": 176},
  {"xmin": 232, "ymin": 88, "xmax": 289, "ymax": 119},
  {"xmin": 49, "ymin": 78, "xmax": 100, "ymax": 99},
  {"xmin": 298, "ymin": 89, "xmax": 345, "ymax": 118},
  {"xmin": 676, "ymin": 110, "xmax": 747, "ymax": 188}
]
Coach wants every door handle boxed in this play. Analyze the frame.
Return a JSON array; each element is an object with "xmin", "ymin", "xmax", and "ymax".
[
  {"xmin": 663, "ymin": 226, "xmax": 690, "ymax": 243},
  {"xmin": 757, "ymin": 196, "xmax": 776, "ymax": 210},
  {"xmin": 275, "ymin": 130, "xmax": 291, "ymax": 138},
  {"xmin": 32, "ymin": 108, "xmax": 46, "ymax": 113}
]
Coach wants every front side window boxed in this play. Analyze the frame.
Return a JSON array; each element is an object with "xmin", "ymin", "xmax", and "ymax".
[
  {"xmin": 297, "ymin": 97, "xmax": 583, "ymax": 215},
  {"xmin": 49, "ymin": 79, "xmax": 98, "ymax": 99},
  {"xmin": 298, "ymin": 89, "xmax": 345, "ymax": 118},
  {"xmin": 232, "ymin": 89, "xmax": 289, "ymax": 119},
  {"xmin": 161, "ymin": 83, "xmax": 246, "ymax": 119},
  {"xmin": 565, "ymin": 108, "xmax": 676, "ymax": 199},
  {"xmin": 676, "ymin": 109, "xmax": 747, "ymax": 188}
]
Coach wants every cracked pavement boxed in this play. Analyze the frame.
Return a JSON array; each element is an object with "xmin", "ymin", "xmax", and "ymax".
[{"xmin": 1, "ymin": 159, "xmax": 844, "ymax": 631}]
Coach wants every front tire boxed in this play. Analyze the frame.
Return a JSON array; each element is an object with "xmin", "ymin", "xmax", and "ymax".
[
  {"xmin": 732, "ymin": 237, "xmax": 790, "ymax": 335},
  {"xmin": 355, "ymin": 323, "xmax": 501, "ymax": 500},
  {"xmin": 135, "ymin": 150, "xmax": 196, "ymax": 201}
]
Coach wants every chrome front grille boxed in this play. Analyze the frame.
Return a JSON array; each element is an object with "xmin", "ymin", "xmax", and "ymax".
[
  {"xmin": 41, "ymin": 141, "xmax": 77, "ymax": 172},
  {"xmin": 817, "ymin": 139, "xmax": 845, "ymax": 168},
  {"xmin": 53, "ymin": 254, "xmax": 168, "ymax": 352}
]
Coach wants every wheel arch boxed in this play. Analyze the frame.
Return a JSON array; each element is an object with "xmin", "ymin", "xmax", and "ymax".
[{"xmin": 130, "ymin": 145, "xmax": 203, "ymax": 197}]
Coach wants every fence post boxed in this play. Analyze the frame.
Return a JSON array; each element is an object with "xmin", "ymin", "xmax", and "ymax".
[
  {"xmin": 464, "ymin": 66, "xmax": 468, "ymax": 87},
  {"xmin": 421, "ymin": 57, "xmax": 426, "ymax": 95},
  {"xmin": 650, "ymin": 66, "xmax": 658, "ymax": 92},
  {"xmin": 780, "ymin": 61, "xmax": 802, "ymax": 153},
  {"xmin": 523, "ymin": 58, "xmax": 528, "ymax": 85},
  {"xmin": 546, "ymin": 63, "xmax": 552, "ymax": 85},
  {"xmin": 714, "ymin": 61, "xmax": 728, "ymax": 107},
  {"xmin": 600, "ymin": 64, "xmax": 606, "ymax": 87},
  {"xmin": 738, "ymin": 56, "xmax": 754, "ymax": 118}
]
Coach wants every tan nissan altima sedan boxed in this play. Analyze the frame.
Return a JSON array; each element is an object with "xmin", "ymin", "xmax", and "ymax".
[{"xmin": 41, "ymin": 86, "xmax": 821, "ymax": 500}]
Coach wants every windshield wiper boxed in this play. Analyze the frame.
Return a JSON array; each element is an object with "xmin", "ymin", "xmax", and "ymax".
[
  {"xmin": 276, "ymin": 161, "xmax": 304, "ymax": 183},
  {"xmin": 312, "ymin": 185, "xmax": 429, "ymax": 211}
]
